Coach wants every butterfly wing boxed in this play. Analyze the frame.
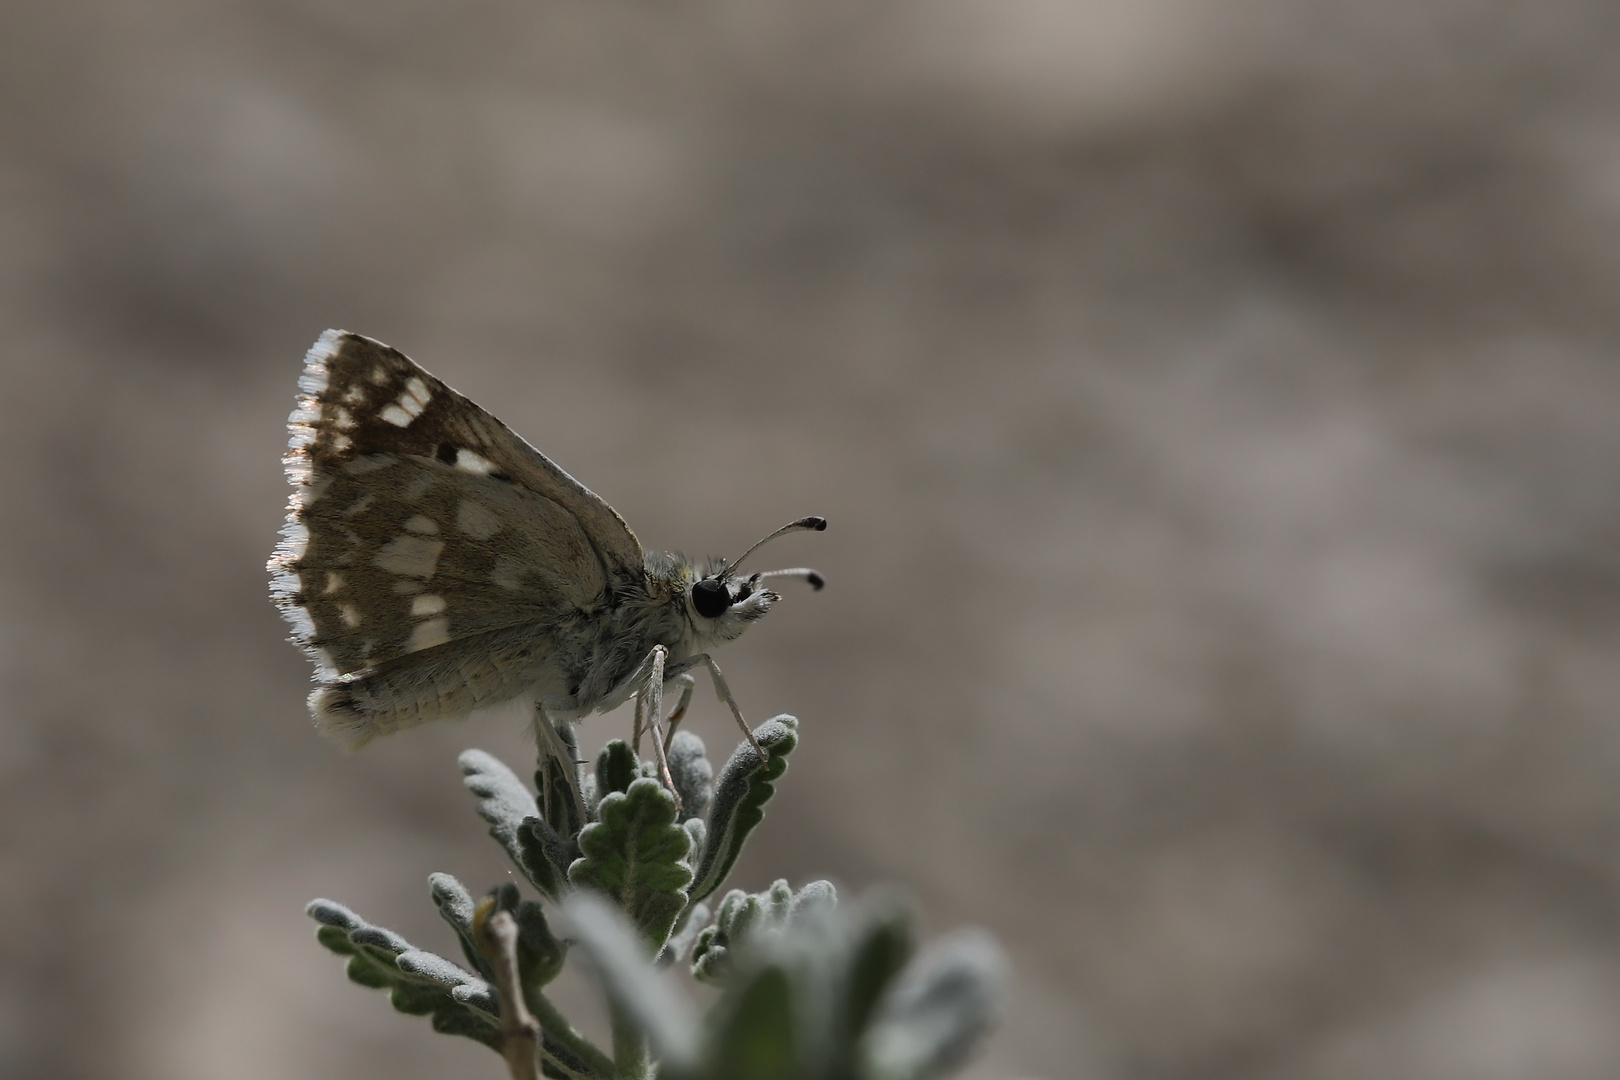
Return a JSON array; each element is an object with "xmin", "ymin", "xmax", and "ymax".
[{"xmin": 268, "ymin": 330, "xmax": 644, "ymax": 747}]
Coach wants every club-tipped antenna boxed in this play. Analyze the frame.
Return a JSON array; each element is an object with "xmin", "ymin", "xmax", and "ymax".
[
  {"xmin": 725, "ymin": 516, "xmax": 826, "ymax": 576},
  {"xmin": 753, "ymin": 567, "xmax": 826, "ymax": 591}
]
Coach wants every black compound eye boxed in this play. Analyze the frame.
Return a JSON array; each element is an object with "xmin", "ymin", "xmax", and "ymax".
[{"xmin": 691, "ymin": 578, "xmax": 730, "ymax": 619}]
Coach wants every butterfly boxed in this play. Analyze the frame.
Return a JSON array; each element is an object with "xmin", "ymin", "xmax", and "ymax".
[{"xmin": 268, "ymin": 330, "xmax": 823, "ymax": 803}]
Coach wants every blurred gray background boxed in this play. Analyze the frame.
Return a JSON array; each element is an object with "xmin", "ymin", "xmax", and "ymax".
[{"xmin": 4, "ymin": 1, "xmax": 1620, "ymax": 1077}]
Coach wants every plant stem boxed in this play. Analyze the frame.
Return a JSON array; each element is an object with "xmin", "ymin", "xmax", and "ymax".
[
  {"xmin": 529, "ymin": 992, "xmax": 620, "ymax": 1080},
  {"xmin": 610, "ymin": 1002, "xmax": 649, "ymax": 1080},
  {"xmin": 475, "ymin": 908, "xmax": 542, "ymax": 1080}
]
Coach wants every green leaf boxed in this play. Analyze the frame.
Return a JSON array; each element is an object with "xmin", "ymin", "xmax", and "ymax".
[
  {"xmin": 537, "ymin": 720, "xmax": 585, "ymax": 839},
  {"xmin": 517, "ymin": 815, "xmax": 576, "ymax": 900},
  {"xmin": 314, "ymin": 923, "xmax": 357, "ymax": 956},
  {"xmin": 833, "ymin": 900, "xmax": 914, "ymax": 1075},
  {"xmin": 857, "ymin": 930, "xmax": 1007, "ymax": 1080},
  {"xmin": 686, "ymin": 716, "xmax": 798, "ymax": 912},
  {"xmin": 705, "ymin": 963, "xmax": 796, "ymax": 1080},
  {"xmin": 515, "ymin": 899, "xmax": 567, "ymax": 989},
  {"xmin": 569, "ymin": 778, "xmax": 694, "ymax": 947},
  {"xmin": 482, "ymin": 881, "xmax": 568, "ymax": 992},
  {"xmin": 595, "ymin": 739, "xmax": 639, "ymax": 797}
]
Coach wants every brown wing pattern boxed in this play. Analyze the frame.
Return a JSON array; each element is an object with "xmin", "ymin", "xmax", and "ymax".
[{"xmin": 267, "ymin": 330, "xmax": 643, "ymax": 745}]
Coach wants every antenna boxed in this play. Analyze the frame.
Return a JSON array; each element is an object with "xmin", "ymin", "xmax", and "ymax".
[
  {"xmin": 753, "ymin": 567, "xmax": 825, "ymax": 591},
  {"xmin": 725, "ymin": 516, "xmax": 826, "ymax": 576}
]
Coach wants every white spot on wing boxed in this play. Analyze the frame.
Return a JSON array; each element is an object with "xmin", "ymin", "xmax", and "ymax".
[
  {"xmin": 403, "ymin": 377, "xmax": 431, "ymax": 411},
  {"xmin": 402, "ymin": 515, "xmax": 440, "ymax": 535},
  {"xmin": 380, "ymin": 377, "xmax": 432, "ymax": 427},
  {"xmin": 408, "ymin": 618, "xmax": 451, "ymax": 652},
  {"xmin": 369, "ymin": 365, "xmax": 390, "ymax": 386},
  {"xmin": 455, "ymin": 499, "xmax": 502, "ymax": 539},
  {"xmin": 343, "ymin": 384, "xmax": 367, "ymax": 405},
  {"xmin": 411, "ymin": 594, "xmax": 446, "ymax": 616},
  {"xmin": 455, "ymin": 449, "xmax": 496, "ymax": 474},
  {"xmin": 491, "ymin": 557, "xmax": 525, "ymax": 591},
  {"xmin": 333, "ymin": 407, "xmax": 356, "ymax": 431},
  {"xmin": 339, "ymin": 604, "xmax": 362, "ymax": 628},
  {"xmin": 373, "ymin": 535, "xmax": 444, "ymax": 578},
  {"xmin": 324, "ymin": 572, "xmax": 344, "ymax": 594}
]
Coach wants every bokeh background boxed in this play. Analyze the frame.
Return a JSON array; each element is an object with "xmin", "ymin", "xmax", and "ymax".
[{"xmin": 5, "ymin": 1, "xmax": 1620, "ymax": 1077}]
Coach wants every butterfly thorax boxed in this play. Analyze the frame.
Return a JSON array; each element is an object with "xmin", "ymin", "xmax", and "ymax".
[
  {"xmin": 539, "ymin": 547, "xmax": 780, "ymax": 720},
  {"xmin": 556, "ymin": 561, "xmax": 690, "ymax": 710}
]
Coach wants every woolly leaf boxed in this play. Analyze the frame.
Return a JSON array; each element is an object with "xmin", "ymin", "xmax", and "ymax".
[
  {"xmin": 667, "ymin": 730, "xmax": 714, "ymax": 823},
  {"xmin": 307, "ymin": 899, "xmax": 364, "ymax": 932},
  {"xmin": 858, "ymin": 930, "xmax": 1007, "ymax": 1080},
  {"xmin": 689, "ymin": 879, "xmax": 836, "ymax": 986},
  {"xmin": 660, "ymin": 902, "xmax": 711, "ymax": 968},
  {"xmin": 790, "ymin": 880, "xmax": 838, "ymax": 924},
  {"xmin": 684, "ymin": 817, "xmax": 707, "ymax": 861},
  {"xmin": 460, "ymin": 749, "xmax": 534, "ymax": 833},
  {"xmin": 564, "ymin": 893, "xmax": 699, "ymax": 1068},
  {"xmin": 428, "ymin": 872, "xmax": 487, "ymax": 977},
  {"xmin": 304, "ymin": 898, "xmax": 501, "ymax": 1051},
  {"xmin": 569, "ymin": 778, "xmax": 693, "ymax": 947},
  {"xmin": 686, "ymin": 716, "xmax": 798, "ymax": 911},
  {"xmin": 459, "ymin": 750, "xmax": 563, "ymax": 895},
  {"xmin": 690, "ymin": 889, "xmax": 746, "ymax": 984}
]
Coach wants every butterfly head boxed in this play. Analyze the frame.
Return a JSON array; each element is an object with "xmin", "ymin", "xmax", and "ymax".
[{"xmin": 676, "ymin": 516, "xmax": 826, "ymax": 646}]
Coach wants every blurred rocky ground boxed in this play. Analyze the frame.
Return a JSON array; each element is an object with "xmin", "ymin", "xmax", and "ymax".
[{"xmin": 4, "ymin": 2, "xmax": 1620, "ymax": 1078}]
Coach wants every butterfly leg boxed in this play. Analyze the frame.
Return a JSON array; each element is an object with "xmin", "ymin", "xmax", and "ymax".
[
  {"xmin": 663, "ymin": 653, "xmax": 766, "ymax": 762},
  {"xmin": 640, "ymin": 646, "xmax": 684, "ymax": 816},
  {"xmin": 661, "ymin": 674, "xmax": 696, "ymax": 751},
  {"xmin": 631, "ymin": 690, "xmax": 647, "ymax": 755},
  {"xmin": 631, "ymin": 672, "xmax": 692, "ymax": 753}
]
